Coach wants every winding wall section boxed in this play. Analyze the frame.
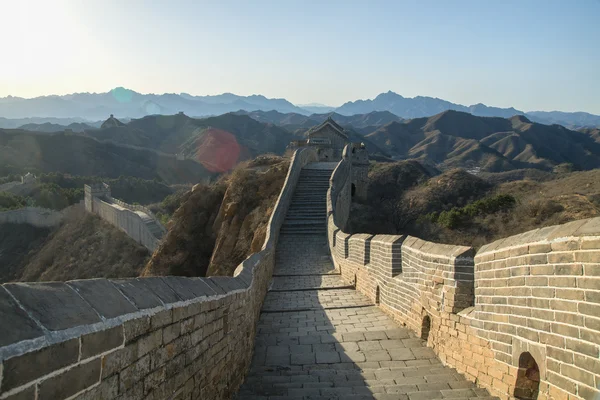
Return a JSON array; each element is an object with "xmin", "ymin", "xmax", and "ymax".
[
  {"xmin": 327, "ymin": 145, "xmax": 600, "ymax": 400},
  {"xmin": 0, "ymin": 148, "xmax": 319, "ymax": 400}
]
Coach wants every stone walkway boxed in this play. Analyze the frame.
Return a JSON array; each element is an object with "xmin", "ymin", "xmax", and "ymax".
[{"xmin": 237, "ymin": 163, "xmax": 497, "ymax": 400}]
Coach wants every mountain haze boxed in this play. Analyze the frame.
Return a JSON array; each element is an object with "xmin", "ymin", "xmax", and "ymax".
[{"xmin": 1, "ymin": 88, "xmax": 599, "ymax": 128}]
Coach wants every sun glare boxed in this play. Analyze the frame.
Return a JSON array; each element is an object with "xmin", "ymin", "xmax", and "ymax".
[{"xmin": 0, "ymin": 0, "xmax": 80, "ymax": 92}]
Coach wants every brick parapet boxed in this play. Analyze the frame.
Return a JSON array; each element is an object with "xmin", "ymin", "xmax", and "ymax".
[
  {"xmin": 326, "ymin": 148, "xmax": 600, "ymax": 400},
  {"xmin": 0, "ymin": 147, "xmax": 319, "ymax": 400}
]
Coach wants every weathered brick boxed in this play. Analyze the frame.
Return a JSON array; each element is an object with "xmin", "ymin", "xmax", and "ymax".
[
  {"xmin": 2, "ymin": 339, "xmax": 79, "ymax": 392},
  {"xmin": 101, "ymin": 344, "xmax": 138, "ymax": 379},
  {"xmin": 575, "ymin": 250, "xmax": 600, "ymax": 263},
  {"xmin": 119, "ymin": 354, "xmax": 150, "ymax": 392},
  {"xmin": 561, "ymin": 364, "xmax": 595, "ymax": 387},
  {"xmin": 565, "ymin": 338, "xmax": 599, "ymax": 358},
  {"xmin": 137, "ymin": 329, "xmax": 162, "ymax": 357},
  {"xmin": 81, "ymin": 326, "xmax": 124, "ymax": 359},
  {"xmin": 547, "ymin": 371, "xmax": 577, "ymax": 394},
  {"xmin": 123, "ymin": 317, "xmax": 151, "ymax": 343},
  {"xmin": 150, "ymin": 309, "xmax": 172, "ymax": 329},
  {"xmin": 37, "ymin": 358, "xmax": 101, "ymax": 400},
  {"xmin": 163, "ymin": 322, "xmax": 181, "ymax": 344}
]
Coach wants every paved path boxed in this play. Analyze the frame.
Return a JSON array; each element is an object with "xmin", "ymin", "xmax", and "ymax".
[{"xmin": 237, "ymin": 163, "xmax": 497, "ymax": 400}]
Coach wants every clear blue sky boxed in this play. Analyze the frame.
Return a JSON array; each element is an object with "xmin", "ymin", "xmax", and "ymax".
[{"xmin": 1, "ymin": 0, "xmax": 599, "ymax": 113}]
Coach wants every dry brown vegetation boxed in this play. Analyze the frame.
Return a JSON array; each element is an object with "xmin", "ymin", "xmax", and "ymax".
[
  {"xmin": 1, "ymin": 206, "xmax": 149, "ymax": 283},
  {"xmin": 348, "ymin": 162, "xmax": 600, "ymax": 249},
  {"xmin": 143, "ymin": 155, "xmax": 289, "ymax": 277}
]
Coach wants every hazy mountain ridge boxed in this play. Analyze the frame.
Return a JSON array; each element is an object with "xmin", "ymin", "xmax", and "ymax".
[
  {"xmin": 2, "ymin": 88, "xmax": 598, "ymax": 128},
  {"xmin": 0, "ymin": 88, "xmax": 310, "ymax": 120}
]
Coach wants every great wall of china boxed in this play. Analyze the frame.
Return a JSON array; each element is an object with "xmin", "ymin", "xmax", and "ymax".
[
  {"xmin": 84, "ymin": 183, "xmax": 166, "ymax": 252},
  {"xmin": 0, "ymin": 117, "xmax": 598, "ymax": 399},
  {"xmin": 0, "ymin": 207, "xmax": 64, "ymax": 228}
]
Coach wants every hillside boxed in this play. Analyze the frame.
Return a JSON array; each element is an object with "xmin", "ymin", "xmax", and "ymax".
[
  {"xmin": 143, "ymin": 156, "xmax": 289, "ymax": 277},
  {"xmin": 1, "ymin": 207, "xmax": 149, "ymax": 283},
  {"xmin": 362, "ymin": 111, "xmax": 600, "ymax": 172},
  {"xmin": 0, "ymin": 128, "xmax": 213, "ymax": 184},
  {"xmin": 348, "ymin": 161, "xmax": 600, "ymax": 248},
  {"xmin": 83, "ymin": 113, "xmax": 297, "ymax": 169}
]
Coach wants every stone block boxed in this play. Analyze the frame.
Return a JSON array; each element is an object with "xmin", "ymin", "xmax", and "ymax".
[
  {"xmin": 573, "ymin": 217, "xmax": 600, "ymax": 236},
  {"xmin": 72, "ymin": 374, "xmax": 118, "ymax": 400},
  {"xmin": 1, "ymin": 385, "xmax": 35, "ymax": 400},
  {"xmin": 37, "ymin": 358, "xmax": 101, "ymax": 400},
  {"xmin": 0, "ymin": 286, "xmax": 43, "ymax": 347},
  {"xmin": 1, "ymin": 338, "xmax": 79, "ymax": 392},
  {"xmin": 202, "ymin": 278, "xmax": 226, "ymax": 295},
  {"xmin": 137, "ymin": 329, "xmax": 162, "ymax": 357},
  {"xmin": 124, "ymin": 316, "xmax": 151, "ymax": 342},
  {"xmin": 163, "ymin": 323, "xmax": 181, "ymax": 344},
  {"xmin": 163, "ymin": 277, "xmax": 215, "ymax": 300},
  {"xmin": 67, "ymin": 279, "xmax": 138, "ymax": 319},
  {"xmin": 111, "ymin": 278, "xmax": 163, "ymax": 309},
  {"xmin": 119, "ymin": 354, "xmax": 150, "ymax": 392},
  {"xmin": 4, "ymin": 282, "xmax": 101, "ymax": 331},
  {"xmin": 208, "ymin": 277, "xmax": 247, "ymax": 293},
  {"xmin": 81, "ymin": 325, "xmax": 124, "ymax": 359},
  {"xmin": 151, "ymin": 309, "xmax": 172, "ymax": 330},
  {"xmin": 101, "ymin": 344, "xmax": 138, "ymax": 379},
  {"xmin": 138, "ymin": 277, "xmax": 181, "ymax": 304}
]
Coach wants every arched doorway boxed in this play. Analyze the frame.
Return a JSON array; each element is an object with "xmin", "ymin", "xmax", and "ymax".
[
  {"xmin": 421, "ymin": 315, "xmax": 431, "ymax": 341},
  {"xmin": 375, "ymin": 286, "xmax": 380, "ymax": 304},
  {"xmin": 514, "ymin": 352, "xmax": 540, "ymax": 399}
]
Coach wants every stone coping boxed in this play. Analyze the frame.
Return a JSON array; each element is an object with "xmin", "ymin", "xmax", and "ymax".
[{"xmin": 477, "ymin": 217, "xmax": 600, "ymax": 256}]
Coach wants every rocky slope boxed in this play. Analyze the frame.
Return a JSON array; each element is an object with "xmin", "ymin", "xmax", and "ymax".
[
  {"xmin": 1, "ymin": 207, "xmax": 149, "ymax": 283},
  {"xmin": 143, "ymin": 156, "xmax": 289, "ymax": 277}
]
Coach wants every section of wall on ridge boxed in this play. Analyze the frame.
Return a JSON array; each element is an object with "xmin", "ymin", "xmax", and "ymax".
[
  {"xmin": 84, "ymin": 184, "xmax": 165, "ymax": 252},
  {"xmin": 0, "ymin": 207, "xmax": 64, "ymax": 228},
  {"xmin": 326, "ymin": 144, "xmax": 600, "ymax": 400},
  {"xmin": 0, "ymin": 147, "xmax": 319, "ymax": 400}
]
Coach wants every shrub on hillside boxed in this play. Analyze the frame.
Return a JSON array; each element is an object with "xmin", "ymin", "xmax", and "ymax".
[{"xmin": 0, "ymin": 192, "xmax": 26, "ymax": 210}]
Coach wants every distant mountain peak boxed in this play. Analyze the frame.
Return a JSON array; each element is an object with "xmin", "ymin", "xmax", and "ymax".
[{"xmin": 101, "ymin": 114, "xmax": 125, "ymax": 129}]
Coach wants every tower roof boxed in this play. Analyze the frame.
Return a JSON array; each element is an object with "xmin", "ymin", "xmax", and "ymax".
[{"xmin": 306, "ymin": 116, "xmax": 348, "ymax": 139}]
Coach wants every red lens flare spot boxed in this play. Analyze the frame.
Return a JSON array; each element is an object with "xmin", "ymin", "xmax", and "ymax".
[{"xmin": 195, "ymin": 128, "xmax": 241, "ymax": 173}]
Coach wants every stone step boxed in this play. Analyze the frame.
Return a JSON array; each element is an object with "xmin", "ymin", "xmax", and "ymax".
[
  {"xmin": 279, "ymin": 229, "xmax": 327, "ymax": 235},
  {"xmin": 237, "ymin": 386, "xmax": 498, "ymax": 399},
  {"xmin": 283, "ymin": 220, "xmax": 325, "ymax": 226},
  {"xmin": 285, "ymin": 218, "xmax": 326, "ymax": 223}
]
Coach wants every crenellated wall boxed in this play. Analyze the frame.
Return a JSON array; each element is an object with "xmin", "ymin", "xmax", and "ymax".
[
  {"xmin": 0, "ymin": 147, "xmax": 319, "ymax": 400},
  {"xmin": 327, "ymin": 144, "xmax": 600, "ymax": 400},
  {"xmin": 84, "ymin": 184, "xmax": 166, "ymax": 252},
  {"xmin": 0, "ymin": 207, "xmax": 64, "ymax": 228}
]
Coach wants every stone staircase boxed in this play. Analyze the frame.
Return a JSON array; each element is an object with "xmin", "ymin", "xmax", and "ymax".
[
  {"xmin": 281, "ymin": 164, "xmax": 334, "ymax": 236},
  {"xmin": 236, "ymin": 162, "xmax": 498, "ymax": 400}
]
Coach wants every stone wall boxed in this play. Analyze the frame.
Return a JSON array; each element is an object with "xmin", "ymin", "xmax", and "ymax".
[
  {"xmin": 327, "ymin": 144, "xmax": 600, "ymax": 400},
  {"xmin": 0, "ymin": 207, "xmax": 64, "ymax": 228},
  {"xmin": 84, "ymin": 184, "xmax": 166, "ymax": 252},
  {"xmin": 0, "ymin": 147, "xmax": 319, "ymax": 400}
]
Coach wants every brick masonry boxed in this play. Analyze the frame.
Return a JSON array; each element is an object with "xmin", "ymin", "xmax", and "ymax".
[
  {"xmin": 0, "ymin": 148, "xmax": 320, "ymax": 400},
  {"xmin": 328, "ymin": 145, "xmax": 600, "ymax": 400}
]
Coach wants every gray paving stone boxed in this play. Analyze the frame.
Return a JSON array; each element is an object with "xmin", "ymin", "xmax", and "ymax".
[
  {"xmin": 315, "ymin": 351, "xmax": 341, "ymax": 364},
  {"xmin": 235, "ymin": 165, "xmax": 493, "ymax": 400}
]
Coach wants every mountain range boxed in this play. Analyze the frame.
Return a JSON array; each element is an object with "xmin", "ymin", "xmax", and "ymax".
[
  {"xmin": 1, "ymin": 88, "xmax": 599, "ymax": 128},
  {"xmin": 2, "ymin": 108, "xmax": 600, "ymax": 181}
]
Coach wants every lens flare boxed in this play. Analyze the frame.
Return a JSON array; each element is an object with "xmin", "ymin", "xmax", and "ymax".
[
  {"xmin": 111, "ymin": 87, "xmax": 134, "ymax": 104},
  {"xmin": 194, "ymin": 128, "xmax": 241, "ymax": 173}
]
